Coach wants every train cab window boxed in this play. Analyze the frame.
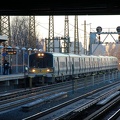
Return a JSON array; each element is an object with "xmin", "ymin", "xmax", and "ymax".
[
  {"xmin": 29, "ymin": 53, "xmax": 53, "ymax": 68},
  {"xmin": 38, "ymin": 56, "xmax": 53, "ymax": 68},
  {"xmin": 37, "ymin": 58, "xmax": 44, "ymax": 68},
  {"xmin": 30, "ymin": 59, "xmax": 36, "ymax": 67}
]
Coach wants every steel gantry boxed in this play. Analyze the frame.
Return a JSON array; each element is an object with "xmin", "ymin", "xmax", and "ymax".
[
  {"xmin": 90, "ymin": 26, "xmax": 120, "ymax": 55},
  {"xmin": 61, "ymin": 15, "xmax": 70, "ymax": 53},
  {"xmin": 0, "ymin": 16, "xmax": 11, "ymax": 63},
  {"xmin": 74, "ymin": 15, "xmax": 80, "ymax": 54},
  {"xmin": 45, "ymin": 15, "xmax": 54, "ymax": 52},
  {"xmin": 0, "ymin": 16, "xmax": 11, "ymax": 46},
  {"xmin": 29, "ymin": 16, "xmax": 36, "ymax": 49}
]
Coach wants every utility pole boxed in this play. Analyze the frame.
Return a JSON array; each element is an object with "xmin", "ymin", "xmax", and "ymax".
[
  {"xmin": 82, "ymin": 20, "xmax": 91, "ymax": 55},
  {"xmin": 87, "ymin": 23, "xmax": 91, "ymax": 55},
  {"xmin": 84, "ymin": 20, "xmax": 87, "ymax": 55}
]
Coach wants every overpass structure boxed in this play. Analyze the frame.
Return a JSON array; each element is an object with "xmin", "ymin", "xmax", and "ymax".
[{"xmin": 0, "ymin": 1, "xmax": 120, "ymax": 15}]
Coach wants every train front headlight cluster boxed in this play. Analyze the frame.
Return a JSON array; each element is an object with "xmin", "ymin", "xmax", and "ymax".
[{"xmin": 38, "ymin": 53, "xmax": 44, "ymax": 57}]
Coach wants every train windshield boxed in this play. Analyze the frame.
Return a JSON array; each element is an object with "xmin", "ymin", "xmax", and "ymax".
[{"xmin": 29, "ymin": 53, "xmax": 53, "ymax": 68}]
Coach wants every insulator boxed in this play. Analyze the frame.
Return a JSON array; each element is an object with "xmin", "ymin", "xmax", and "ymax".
[
  {"xmin": 98, "ymin": 35, "xmax": 100, "ymax": 40},
  {"xmin": 118, "ymin": 35, "xmax": 120, "ymax": 41}
]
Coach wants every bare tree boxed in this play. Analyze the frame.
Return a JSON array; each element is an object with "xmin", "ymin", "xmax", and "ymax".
[
  {"xmin": 10, "ymin": 16, "xmax": 42, "ymax": 73},
  {"xmin": 11, "ymin": 16, "xmax": 29, "ymax": 48}
]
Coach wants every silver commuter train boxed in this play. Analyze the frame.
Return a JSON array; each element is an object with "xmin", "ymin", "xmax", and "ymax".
[{"xmin": 28, "ymin": 52, "xmax": 118, "ymax": 83}]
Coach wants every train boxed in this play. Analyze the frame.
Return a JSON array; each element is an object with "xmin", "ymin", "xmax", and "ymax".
[{"xmin": 28, "ymin": 52, "xmax": 118, "ymax": 84}]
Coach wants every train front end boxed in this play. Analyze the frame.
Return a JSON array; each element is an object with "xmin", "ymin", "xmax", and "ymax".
[{"xmin": 28, "ymin": 52, "xmax": 54, "ymax": 83}]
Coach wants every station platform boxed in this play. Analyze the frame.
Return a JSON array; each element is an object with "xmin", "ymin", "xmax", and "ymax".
[
  {"xmin": 0, "ymin": 73, "xmax": 29, "ymax": 92},
  {"xmin": 0, "ymin": 73, "xmax": 26, "ymax": 81},
  {"xmin": 0, "ymin": 73, "xmax": 43, "ymax": 92}
]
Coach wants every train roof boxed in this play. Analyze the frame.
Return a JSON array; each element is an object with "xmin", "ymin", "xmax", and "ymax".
[
  {"xmin": 98, "ymin": 55, "xmax": 117, "ymax": 58},
  {"xmin": 67, "ymin": 53, "xmax": 82, "ymax": 57},
  {"xmin": 30, "ymin": 52, "xmax": 118, "ymax": 60},
  {"xmin": 44, "ymin": 52, "xmax": 69, "ymax": 57}
]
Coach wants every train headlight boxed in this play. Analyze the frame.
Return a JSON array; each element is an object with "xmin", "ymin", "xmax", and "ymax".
[
  {"xmin": 38, "ymin": 53, "xmax": 40, "ymax": 56},
  {"xmin": 46, "ymin": 68, "xmax": 53, "ymax": 72},
  {"xmin": 38, "ymin": 53, "xmax": 44, "ymax": 57},
  {"xmin": 47, "ymin": 69, "xmax": 50, "ymax": 72},
  {"xmin": 32, "ymin": 69, "xmax": 35, "ymax": 72},
  {"xmin": 41, "ymin": 53, "xmax": 44, "ymax": 56}
]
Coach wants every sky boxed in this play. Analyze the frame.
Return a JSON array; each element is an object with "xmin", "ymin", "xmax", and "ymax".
[{"xmin": 35, "ymin": 15, "xmax": 120, "ymax": 43}]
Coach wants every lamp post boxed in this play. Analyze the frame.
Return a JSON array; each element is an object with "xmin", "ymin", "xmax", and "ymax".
[
  {"xmin": 28, "ymin": 48, "xmax": 32, "ymax": 69},
  {"xmin": 22, "ymin": 47, "xmax": 26, "ymax": 89},
  {"xmin": 22, "ymin": 47, "xmax": 26, "ymax": 73},
  {"xmin": 7, "ymin": 46, "xmax": 12, "ymax": 64},
  {"xmin": 39, "ymin": 49, "xmax": 43, "ymax": 52},
  {"xmin": 0, "ymin": 45, "xmax": 4, "ymax": 74},
  {"xmin": 33, "ymin": 48, "xmax": 38, "ymax": 53},
  {"xmin": 15, "ymin": 46, "xmax": 19, "ymax": 73},
  {"xmin": 7, "ymin": 46, "xmax": 12, "ymax": 74}
]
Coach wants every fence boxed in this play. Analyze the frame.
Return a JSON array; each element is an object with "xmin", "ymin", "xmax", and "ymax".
[{"xmin": 0, "ymin": 47, "xmax": 38, "ymax": 75}]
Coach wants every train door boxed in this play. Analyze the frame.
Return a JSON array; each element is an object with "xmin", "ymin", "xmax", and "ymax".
[
  {"xmin": 100, "ymin": 57, "xmax": 102, "ymax": 70},
  {"xmin": 57, "ymin": 57, "xmax": 59, "ymax": 76},
  {"xmin": 66, "ymin": 57, "xmax": 68, "ymax": 74},
  {"xmin": 102, "ymin": 58, "xmax": 104, "ymax": 70},
  {"xmin": 79, "ymin": 58, "xmax": 80, "ymax": 73},
  {"xmin": 72, "ymin": 57, "xmax": 74, "ymax": 75},
  {"xmin": 84, "ymin": 57, "xmax": 86, "ymax": 73},
  {"xmin": 91, "ymin": 57, "xmax": 93, "ymax": 71},
  {"xmin": 98, "ymin": 57, "xmax": 100, "ymax": 71},
  {"xmin": 69, "ymin": 56, "xmax": 72, "ymax": 75},
  {"xmin": 108, "ymin": 58, "xmax": 110, "ymax": 69},
  {"xmin": 88, "ymin": 57, "xmax": 91, "ymax": 72},
  {"xmin": 86, "ymin": 57, "xmax": 88, "ymax": 72},
  {"xmin": 81, "ymin": 58, "xmax": 83, "ymax": 73},
  {"xmin": 93, "ymin": 58, "xmax": 95, "ymax": 71}
]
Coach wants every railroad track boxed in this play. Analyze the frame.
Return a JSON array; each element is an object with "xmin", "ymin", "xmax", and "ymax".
[
  {"xmin": 82, "ymin": 92, "xmax": 120, "ymax": 120},
  {"xmin": 0, "ymin": 78, "xmax": 87, "ymax": 113},
  {"xmin": 0, "ymin": 73, "xmax": 109, "ymax": 101},
  {"xmin": 0, "ymin": 81, "xmax": 72, "ymax": 100},
  {"xmin": 22, "ymin": 81, "xmax": 120, "ymax": 120},
  {"xmin": 0, "ymin": 74, "xmax": 119, "ymax": 120},
  {"xmin": 108, "ymin": 109, "xmax": 120, "ymax": 120}
]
